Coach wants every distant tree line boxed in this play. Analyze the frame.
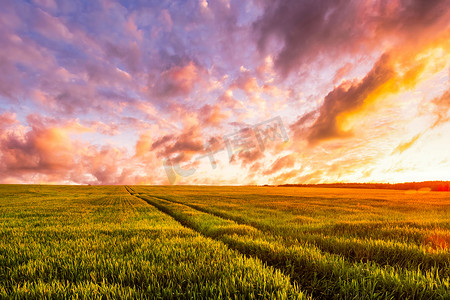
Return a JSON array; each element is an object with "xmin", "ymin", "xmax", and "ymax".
[{"xmin": 278, "ymin": 181, "xmax": 450, "ymax": 191}]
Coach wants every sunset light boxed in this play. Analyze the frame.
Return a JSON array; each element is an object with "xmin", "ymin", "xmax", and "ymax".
[
  {"xmin": 2, "ymin": 2, "xmax": 450, "ymax": 298},
  {"xmin": 0, "ymin": 0, "xmax": 449, "ymax": 185}
]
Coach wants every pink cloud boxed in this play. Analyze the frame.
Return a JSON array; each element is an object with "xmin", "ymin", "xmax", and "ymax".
[
  {"xmin": 230, "ymin": 73, "xmax": 260, "ymax": 95},
  {"xmin": 0, "ymin": 112, "xmax": 17, "ymax": 129},
  {"xmin": 149, "ymin": 125, "xmax": 206, "ymax": 164},
  {"xmin": 217, "ymin": 90, "xmax": 244, "ymax": 109},
  {"xmin": 0, "ymin": 114, "xmax": 165, "ymax": 184},
  {"xmin": 152, "ymin": 61, "xmax": 202, "ymax": 98},
  {"xmin": 199, "ymin": 103, "xmax": 230, "ymax": 126},
  {"xmin": 32, "ymin": 8, "xmax": 73, "ymax": 40},
  {"xmin": 0, "ymin": 116, "xmax": 76, "ymax": 177}
]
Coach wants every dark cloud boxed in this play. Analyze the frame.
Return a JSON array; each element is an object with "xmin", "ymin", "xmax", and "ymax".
[
  {"xmin": 151, "ymin": 61, "xmax": 202, "ymax": 99},
  {"xmin": 253, "ymin": 0, "xmax": 366, "ymax": 76},
  {"xmin": 253, "ymin": 0, "xmax": 450, "ymax": 76},
  {"xmin": 104, "ymin": 41, "xmax": 142, "ymax": 74},
  {"xmin": 151, "ymin": 126, "xmax": 205, "ymax": 160},
  {"xmin": 290, "ymin": 111, "xmax": 317, "ymax": 140},
  {"xmin": 151, "ymin": 134, "xmax": 174, "ymax": 150},
  {"xmin": 374, "ymin": 0, "xmax": 450, "ymax": 38}
]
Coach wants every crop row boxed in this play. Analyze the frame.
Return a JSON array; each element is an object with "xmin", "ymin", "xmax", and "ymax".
[
  {"xmin": 135, "ymin": 193, "xmax": 450, "ymax": 299},
  {"xmin": 0, "ymin": 185, "xmax": 304, "ymax": 299},
  {"xmin": 148, "ymin": 194, "xmax": 450, "ymax": 277}
]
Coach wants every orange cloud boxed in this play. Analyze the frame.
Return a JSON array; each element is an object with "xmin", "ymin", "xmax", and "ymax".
[
  {"xmin": 200, "ymin": 103, "xmax": 230, "ymax": 126},
  {"xmin": 0, "ymin": 116, "xmax": 76, "ymax": 176},
  {"xmin": 304, "ymin": 31, "xmax": 450, "ymax": 144},
  {"xmin": 230, "ymin": 73, "xmax": 260, "ymax": 95},
  {"xmin": 307, "ymin": 53, "xmax": 394, "ymax": 143},
  {"xmin": 0, "ymin": 115, "xmax": 165, "ymax": 185},
  {"xmin": 393, "ymin": 134, "xmax": 423, "ymax": 155},
  {"xmin": 263, "ymin": 154, "xmax": 296, "ymax": 175},
  {"xmin": 135, "ymin": 133, "xmax": 152, "ymax": 158}
]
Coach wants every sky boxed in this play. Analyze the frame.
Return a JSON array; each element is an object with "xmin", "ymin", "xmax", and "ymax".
[{"xmin": 0, "ymin": 0, "xmax": 450, "ymax": 185}]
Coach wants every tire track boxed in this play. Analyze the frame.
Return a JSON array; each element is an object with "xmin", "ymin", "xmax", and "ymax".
[
  {"xmin": 147, "ymin": 194, "xmax": 450, "ymax": 277},
  {"xmin": 123, "ymin": 186, "xmax": 313, "ymax": 299},
  {"xmin": 125, "ymin": 189, "xmax": 450, "ymax": 299}
]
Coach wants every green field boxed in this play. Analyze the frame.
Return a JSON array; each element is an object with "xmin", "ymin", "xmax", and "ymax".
[{"xmin": 1, "ymin": 185, "xmax": 449, "ymax": 299}]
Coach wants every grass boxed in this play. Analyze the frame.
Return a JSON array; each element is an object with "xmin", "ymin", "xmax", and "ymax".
[
  {"xmin": 0, "ymin": 185, "xmax": 305, "ymax": 299},
  {"xmin": 1, "ymin": 184, "xmax": 449, "ymax": 299}
]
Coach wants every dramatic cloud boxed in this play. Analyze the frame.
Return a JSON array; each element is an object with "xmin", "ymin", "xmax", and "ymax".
[
  {"xmin": 0, "ymin": 0, "xmax": 449, "ymax": 184},
  {"xmin": 0, "ymin": 115, "xmax": 78, "ymax": 181},
  {"xmin": 150, "ymin": 125, "xmax": 205, "ymax": 163},
  {"xmin": 254, "ymin": 0, "xmax": 450, "ymax": 76},
  {"xmin": 306, "ymin": 53, "xmax": 394, "ymax": 142},
  {"xmin": 254, "ymin": 0, "xmax": 366, "ymax": 76}
]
